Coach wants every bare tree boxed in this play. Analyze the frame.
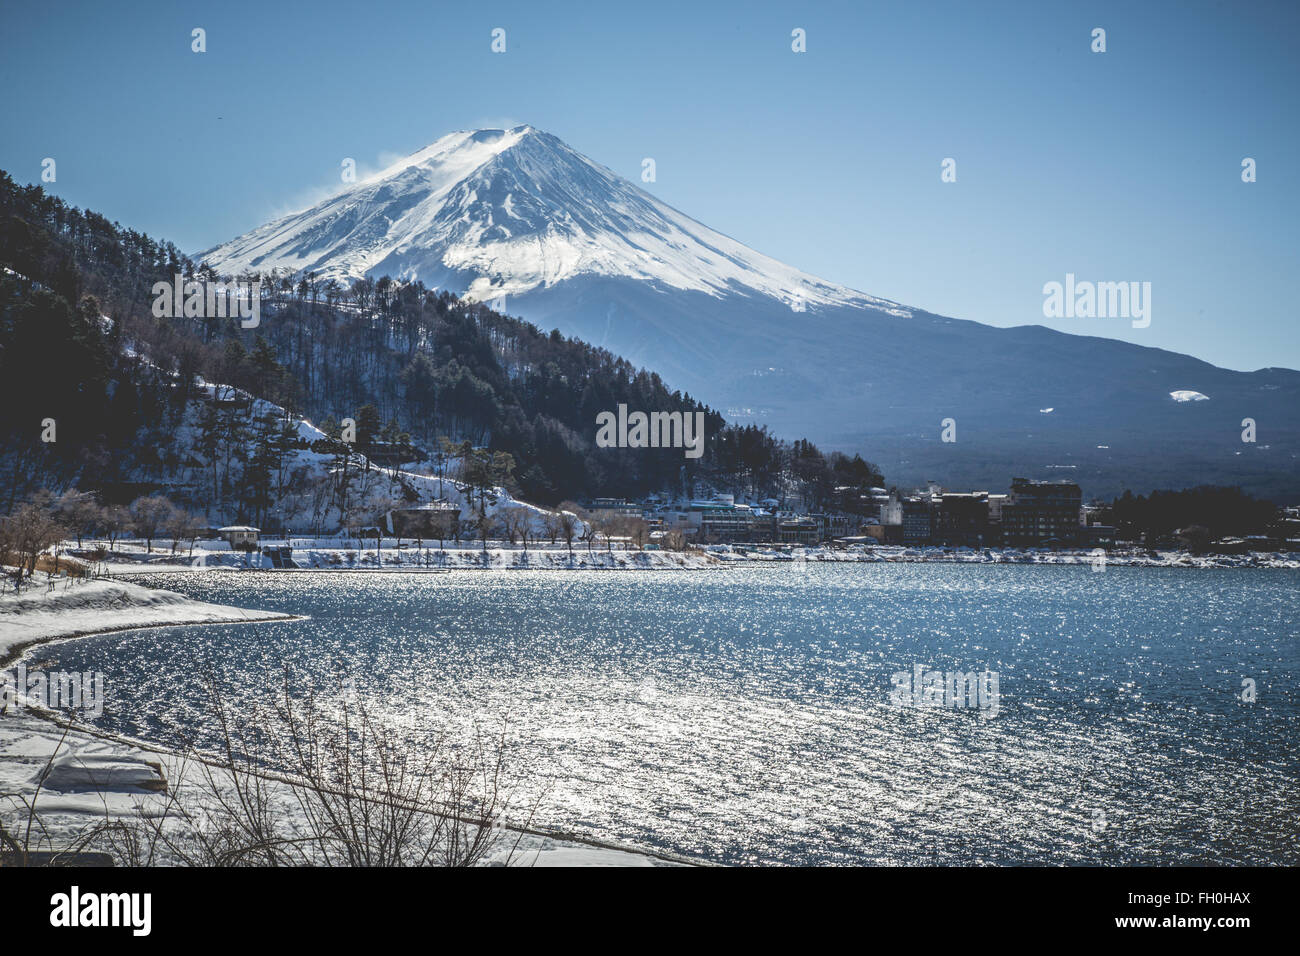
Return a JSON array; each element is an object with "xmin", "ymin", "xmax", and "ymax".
[
  {"xmin": 0, "ymin": 503, "xmax": 65, "ymax": 584},
  {"xmin": 627, "ymin": 517, "xmax": 650, "ymax": 551},
  {"xmin": 100, "ymin": 504, "xmax": 132, "ymax": 552},
  {"xmin": 542, "ymin": 511, "xmax": 562, "ymax": 546},
  {"xmin": 52, "ymin": 489, "xmax": 99, "ymax": 548},
  {"xmin": 500, "ymin": 506, "xmax": 532, "ymax": 550},
  {"xmin": 166, "ymin": 507, "xmax": 201, "ymax": 557},
  {"xmin": 581, "ymin": 519, "xmax": 600, "ymax": 554},
  {"xmin": 555, "ymin": 505, "xmax": 580, "ymax": 560},
  {"xmin": 87, "ymin": 669, "xmax": 541, "ymax": 868},
  {"xmin": 129, "ymin": 496, "xmax": 178, "ymax": 554}
]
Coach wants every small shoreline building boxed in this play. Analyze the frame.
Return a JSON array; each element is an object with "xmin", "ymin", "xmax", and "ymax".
[{"xmin": 216, "ymin": 525, "xmax": 260, "ymax": 550}]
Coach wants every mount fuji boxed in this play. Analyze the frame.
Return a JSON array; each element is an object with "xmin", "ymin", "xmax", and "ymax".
[{"xmin": 199, "ymin": 126, "xmax": 1300, "ymax": 499}]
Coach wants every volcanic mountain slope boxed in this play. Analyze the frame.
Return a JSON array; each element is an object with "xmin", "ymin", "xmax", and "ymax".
[{"xmin": 200, "ymin": 126, "xmax": 1300, "ymax": 499}]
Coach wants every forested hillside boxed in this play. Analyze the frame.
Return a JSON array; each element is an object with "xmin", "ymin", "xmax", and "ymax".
[{"xmin": 0, "ymin": 172, "xmax": 885, "ymax": 522}]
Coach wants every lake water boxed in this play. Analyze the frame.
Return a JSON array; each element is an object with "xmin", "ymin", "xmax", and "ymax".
[{"xmin": 35, "ymin": 564, "xmax": 1299, "ymax": 865}]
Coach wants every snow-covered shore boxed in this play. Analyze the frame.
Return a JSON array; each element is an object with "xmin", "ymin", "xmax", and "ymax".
[
  {"xmin": 74, "ymin": 539, "xmax": 718, "ymax": 574},
  {"xmin": 703, "ymin": 542, "xmax": 1300, "ymax": 570},
  {"xmin": 0, "ymin": 712, "xmax": 685, "ymax": 866},
  {"xmin": 76, "ymin": 537, "xmax": 1299, "ymax": 578},
  {"xmin": 0, "ymin": 573, "xmax": 689, "ymax": 867},
  {"xmin": 0, "ymin": 575, "xmax": 296, "ymax": 665},
  {"xmin": 284, "ymin": 544, "xmax": 716, "ymax": 571}
]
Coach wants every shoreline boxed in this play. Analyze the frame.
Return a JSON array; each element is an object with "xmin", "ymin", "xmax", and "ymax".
[
  {"xmin": 63, "ymin": 532, "xmax": 1300, "ymax": 576},
  {"xmin": 92, "ymin": 546, "xmax": 1300, "ymax": 576},
  {"xmin": 70, "ymin": 542, "xmax": 721, "ymax": 574},
  {"xmin": 0, "ymin": 612, "xmax": 301, "ymax": 671},
  {"xmin": 0, "ymin": 576, "xmax": 299, "ymax": 668},
  {"xmin": 7, "ymin": 704, "xmax": 703, "ymax": 868},
  {"xmin": 0, "ymin": 574, "xmax": 696, "ymax": 867},
  {"xmin": 6, "ymin": 556, "xmax": 1292, "ymax": 867},
  {"xmin": 705, "ymin": 543, "xmax": 1300, "ymax": 571}
]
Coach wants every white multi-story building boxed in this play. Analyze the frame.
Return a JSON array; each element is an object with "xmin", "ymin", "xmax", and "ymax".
[{"xmin": 881, "ymin": 495, "xmax": 903, "ymax": 526}]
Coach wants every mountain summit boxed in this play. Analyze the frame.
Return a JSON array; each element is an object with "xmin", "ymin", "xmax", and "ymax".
[
  {"xmin": 201, "ymin": 125, "xmax": 902, "ymax": 313},
  {"xmin": 201, "ymin": 127, "xmax": 1300, "ymax": 498}
]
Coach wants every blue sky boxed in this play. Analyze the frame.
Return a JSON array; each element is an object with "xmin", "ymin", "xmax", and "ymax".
[{"xmin": 2, "ymin": 0, "xmax": 1296, "ymax": 371}]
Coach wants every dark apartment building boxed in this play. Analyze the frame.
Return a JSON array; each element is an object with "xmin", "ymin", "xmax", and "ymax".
[
  {"xmin": 902, "ymin": 499, "xmax": 935, "ymax": 544},
  {"xmin": 936, "ymin": 492, "xmax": 990, "ymax": 546},
  {"xmin": 1000, "ymin": 478, "xmax": 1083, "ymax": 546}
]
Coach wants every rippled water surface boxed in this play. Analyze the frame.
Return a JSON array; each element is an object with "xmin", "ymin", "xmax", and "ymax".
[{"xmin": 37, "ymin": 565, "xmax": 1299, "ymax": 864}]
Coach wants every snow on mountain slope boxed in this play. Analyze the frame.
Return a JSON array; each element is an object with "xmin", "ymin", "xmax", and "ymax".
[
  {"xmin": 199, "ymin": 126, "xmax": 908, "ymax": 316},
  {"xmin": 199, "ymin": 126, "xmax": 1300, "ymax": 499}
]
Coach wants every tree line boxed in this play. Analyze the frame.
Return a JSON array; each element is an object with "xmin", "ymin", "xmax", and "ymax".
[{"xmin": 1097, "ymin": 486, "xmax": 1286, "ymax": 548}]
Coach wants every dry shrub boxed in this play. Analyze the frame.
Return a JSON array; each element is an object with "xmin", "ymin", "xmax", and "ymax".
[{"xmin": 90, "ymin": 668, "xmax": 539, "ymax": 867}]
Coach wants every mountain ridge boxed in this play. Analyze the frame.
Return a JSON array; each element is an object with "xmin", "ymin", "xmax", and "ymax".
[{"xmin": 199, "ymin": 126, "xmax": 1300, "ymax": 500}]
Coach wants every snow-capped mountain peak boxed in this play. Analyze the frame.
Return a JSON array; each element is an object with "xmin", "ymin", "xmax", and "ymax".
[
  {"xmin": 199, "ymin": 126, "xmax": 908, "ymax": 315},
  {"xmin": 197, "ymin": 126, "xmax": 1300, "ymax": 500}
]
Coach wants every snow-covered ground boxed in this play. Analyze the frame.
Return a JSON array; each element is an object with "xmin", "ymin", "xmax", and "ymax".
[
  {"xmin": 0, "ymin": 575, "xmax": 295, "ymax": 665},
  {"xmin": 178, "ymin": 376, "xmax": 574, "ymax": 538},
  {"xmin": 0, "ymin": 713, "xmax": 683, "ymax": 867},
  {"xmin": 0, "ymin": 572, "xmax": 689, "ymax": 866}
]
